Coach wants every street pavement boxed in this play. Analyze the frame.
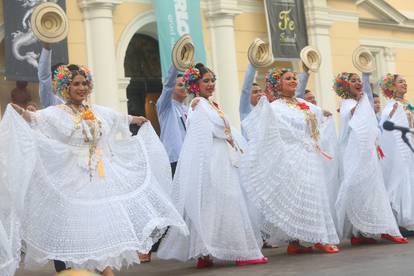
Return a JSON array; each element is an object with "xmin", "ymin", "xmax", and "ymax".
[{"xmin": 16, "ymin": 238, "xmax": 414, "ymax": 276}]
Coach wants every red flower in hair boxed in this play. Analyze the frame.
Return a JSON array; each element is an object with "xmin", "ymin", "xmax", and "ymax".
[{"xmin": 297, "ymin": 102, "xmax": 310, "ymax": 110}]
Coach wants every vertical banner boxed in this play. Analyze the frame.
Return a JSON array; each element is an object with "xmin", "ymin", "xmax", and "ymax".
[
  {"xmin": 154, "ymin": 0, "xmax": 206, "ymax": 78},
  {"xmin": 3, "ymin": 0, "xmax": 68, "ymax": 82},
  {"xmin": 264, "ymin": 0, "xmax": 308, "ymax": 60}
]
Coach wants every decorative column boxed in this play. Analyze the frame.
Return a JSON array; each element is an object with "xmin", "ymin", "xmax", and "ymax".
[
  {"xmin": 206, "ymin": 0, "xmax": 241, "ymax": 126},
  {"xmin": 384, "ymin": 47, "xmax": 397, "ymax": 74},
  {"xmin": 118, "ymin": 77, "xmax": 130, "ymax": 114},
  {"xmin": 304, "ymin": 0, "xmax": 336, "ymax": 112},
  {"xmin": 77, "ymin": 0, "xmax": 123, "ymax": 111}
]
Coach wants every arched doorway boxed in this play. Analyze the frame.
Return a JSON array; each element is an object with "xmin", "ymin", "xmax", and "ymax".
[{"xmin": 124, "ymin": 33, "xmax": 162, "ymax": 134}]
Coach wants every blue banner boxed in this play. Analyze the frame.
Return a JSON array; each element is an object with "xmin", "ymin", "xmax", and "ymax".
[{"xmin": 154, "ymin": 0, "xmax": 206, "ymax": 78}]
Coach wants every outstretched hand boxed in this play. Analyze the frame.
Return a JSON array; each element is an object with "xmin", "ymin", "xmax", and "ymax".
[
  {"xmin": 131, "ymin": 116, "xmax": 148, "ymax": 126},
  {"xmin": 191, "ymin": 98, "xmax": 201, "ymax": 110},
  {"xmin": 389, "ymin": 102, "xmax": 398, "ymax": 119},
  {"xmin": 11, "ymin": 103, "xmax": 32, "ymax": 122}
]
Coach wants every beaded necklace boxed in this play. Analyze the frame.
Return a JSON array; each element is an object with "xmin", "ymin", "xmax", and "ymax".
[
  {"xmin": 208, "ymin": 99, "xmax": 243, "ymax": 153},
  {"xmin": 65, "ymin": 103, "xmax": 104, "ymax": 179},
  {"xmin": 280, "ymin": 96, "xmax": 320, "ymax": 142}
]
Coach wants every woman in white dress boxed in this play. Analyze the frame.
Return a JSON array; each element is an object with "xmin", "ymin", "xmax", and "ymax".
[
  {"xmin": 0, "ymin": 64, "xmax": 188, "ymax": 276},
  {"xmin": 240, "ymin": 68, "xmax": 340, "ymax": 254},
  {"xmin": 379, "ymin": 74, "xmax": 414, "ymax": 230},
  {"xmin": 157, "ymin": 63, "xmax": 267, "ymax": 268},
  {"xmin": 334, "ymin": 72, "xmax": 407, "ymax": 245}
]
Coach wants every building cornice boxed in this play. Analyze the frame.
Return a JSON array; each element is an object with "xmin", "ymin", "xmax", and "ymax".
[
  {"xmin": 205, "ymin": 0, "xmax": 242, "ymax": 18},
  {"xmin": 360, "ymin": 36, "xmax": 414, "ymax": 49},
  {"xmin": 357, "ymin": 0, "xmax": 414, "ymax": 30},
  {"xmin": 78, "ymin": 0, "xmax": 122, "ymax": 10}
]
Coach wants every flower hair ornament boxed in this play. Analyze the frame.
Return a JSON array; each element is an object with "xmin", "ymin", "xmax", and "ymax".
[
  {"xmin": 265, "ymin": 68, "xmax": 293, "ymax": 93},
  {"xmin": 182, "ymin": 66, "xmax": 201, "ymax": 94},
  {"xmin": 333, "ymin": 72, "xmax": 352, "ymax": 99},
  {"xmin": 380, "ymin": 73, "xmax": 396, "ymax": 99},
  {"xmin": 52, "ymin": 64, "xmax": 93, "ymax": 100}
]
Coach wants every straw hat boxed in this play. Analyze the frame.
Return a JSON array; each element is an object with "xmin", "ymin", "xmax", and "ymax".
[
  {"xmin": 352, "ymin": 46, "xmax": 375, "ymax": 73},
  {"xmin": 300, "ymin": 46, "xmax": 321, "ymax": 72},
  {"xmin": 31, "ymin": 2, "xmax": 68, "ymax": 43},
  {"xmin": 247, "ymin": 38, "xmax": 273, "ymax": 68},
  {"xmin": 172, "ymin": 34, "xmax": 195, "ymax": 71}
]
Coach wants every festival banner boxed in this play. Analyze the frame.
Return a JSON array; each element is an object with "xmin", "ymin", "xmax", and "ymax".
[
  {"xmin": 154, "ymin": 0, "xmax": 206, "ymax": 78},
  {"xmin": 3, "ymin": 0, "xmax": 68, "ymax": 82},
  {"xmin": 264, "ymin": 0, "xmax": 308, "ymax": 60}
]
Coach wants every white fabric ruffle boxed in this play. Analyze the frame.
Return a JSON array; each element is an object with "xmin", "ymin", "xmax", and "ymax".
[
  {"xmin": 240, "ymin": 97, "xmax": 339, "ymax": 245},
  {"xmin": 157, "ymin": 98, "xmax": 264, "ymax": 262},
  {"xmin": 0, "ymin": 104, "xmax": 188, "ymax": 273},
  {"xmin": 336, "ymin": 95, "xmax": 401, "ymax": 239},
  {"xmin": 379, "ymin": 100, "xmax": 414, "ymax": 229}
]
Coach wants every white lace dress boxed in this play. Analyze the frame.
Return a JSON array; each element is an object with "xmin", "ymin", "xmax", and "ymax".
[
  {"xmin": 0, "ymin": 104, "xmax": 188, "ymax": 275},
  {"xmin": 157, "ymin": 97, "xmax": 264, "ymax": 262},
  {"xmin": 240, "ymin": 97, "xmax": 339, "ymax": 245},
  {"xmin": 379, "ymin": 100, "xmax": 414, "ymax": 230},
  {"xmin": 335, "ymin": 94, "xmax": 401, "ymax": 239}
]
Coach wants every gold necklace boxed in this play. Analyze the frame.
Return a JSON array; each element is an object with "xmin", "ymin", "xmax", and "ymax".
[
  {"xmin": 280, "ymin": 97, "xmax": 320, "ymax": 142},
  {"xmin": 66, "ymin": 103, "xmax": 104, "ymax": 179}
]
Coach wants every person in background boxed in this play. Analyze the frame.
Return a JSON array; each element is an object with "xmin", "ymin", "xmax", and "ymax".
[
  {"xmin": 156, "ymin": 65, "xmax": 188, "ymax": 176},
  {"xmin": 38, "ymin": 42, "xmax": 64, "ymax": 108},
  {"xmin": 373, "ymin": 93, "xmax": 381, "ymax": 122},
  {"xmin": 304, "ymin": 89, "xmax": 333, "ymax": 117},
  {"xmin": 11, "ymin": 81, "xmax": 32, "ymax": 109}
]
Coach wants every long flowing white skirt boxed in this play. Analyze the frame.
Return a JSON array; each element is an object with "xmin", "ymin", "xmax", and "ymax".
[
  {"xmin": 0, "ymin": 105, "xmax": 188, "ymax": 273},
  {"xmin": 240, "ymin": 98, "xmax": 339, "ymax": 245},
  {"xmin": 157, "ymin": 105, "xmax": 263, "ymax": 261}
]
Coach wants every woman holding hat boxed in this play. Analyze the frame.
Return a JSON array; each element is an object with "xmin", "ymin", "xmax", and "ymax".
[
  {"xmin": 333, "ymin": 72, "xmax": 407, "ymax": 245},
  {"xmin": 240, "ymin": 67, "xmax": 340, "ymax": 254},
  {"xmin": 0, "ymin": 64, "xmax": 188, "ymax": 276},
  {"xmin": 157, "ymin": 63, "xmax": 267, "ymax": 268},
  {"xmin": 379, "ymin": 74, "xmax": 414, "ymax": 230}
]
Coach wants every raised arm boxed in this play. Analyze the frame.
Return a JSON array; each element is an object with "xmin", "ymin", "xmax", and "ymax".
[
  {"xmin": 38, "ymin": 47, "xmax": 63, "ymax": 108},
  {"xmin": 156, "ymin": 65, "xmax": 177, "ymax": 115},
  {"xmin": 362, "ymin": 72, "xmax": 374, "ymax": 109},
  {"xmin": 295, "ymin": 72, "xmax": 309, "ymax": 99},
  {"xmin": 239, "ymin": 63, "xmax": 256, "ymax": 121}
]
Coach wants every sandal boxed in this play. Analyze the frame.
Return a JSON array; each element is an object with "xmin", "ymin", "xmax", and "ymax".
[
  {"xmin": 138, "ymin": 252, "xmax": 152, "ymax": 263},
  {"xmin": 196, "ymin": 257, "xmax": 213, "ymax": 269},
  {"xmin": 381, "ymin": 234, "xmax": 409, "ymax": 244},
  {"xmin": 314, "ymin": 243, "xmax": 340, "ymax": 253},
  {"xmin": 236, "ymin": 257, "xmax": 268, "ymax": 266},
  {"xmin": 287, "ymin": 243, "xmax": 313, "ymax": 255},
  {"xmin": 350, "ymin": 236, "xmax": 377, "ymax": 245}
]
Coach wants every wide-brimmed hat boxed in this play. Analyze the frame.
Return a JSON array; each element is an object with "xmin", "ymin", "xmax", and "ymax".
[
  {"xmin": 172, "ymin": 34, "xmax": 195, "ymax": 72},
  {"xmin": 247, "ymin": 38, "xmax": 273, "ymax": 68},
  {"xmin": 352, "ymin": 46, "xmax": 375, "ymax": 73},
  {"xmin": 31, "ymin": 2, "xmax": 68, "ymax": 43},
  {"xmin": 300, "ymin": 46, "xmax": 321, "ymax": 72}
]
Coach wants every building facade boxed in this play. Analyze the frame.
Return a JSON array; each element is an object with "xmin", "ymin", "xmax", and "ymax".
[{"xmin": 0, "ymin": 0, "xmax": 413, "ymax": 128}]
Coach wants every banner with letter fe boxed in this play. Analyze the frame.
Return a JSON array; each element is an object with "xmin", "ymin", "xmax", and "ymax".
[
  {"xmin": 154, "ymin": 0, "xmax": 206, "ymax": 78},
  {"xmin": 264, "ymin": 0, "xmax": 308, "ymax": 60}
]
